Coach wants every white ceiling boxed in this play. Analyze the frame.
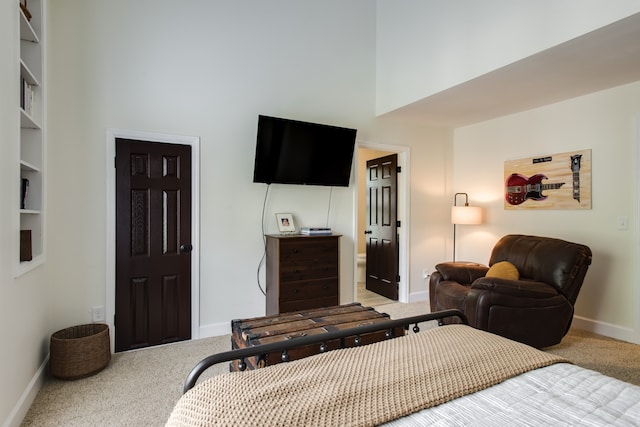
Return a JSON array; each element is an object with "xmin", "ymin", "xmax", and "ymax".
[{"xmin": 381, "ymin": 12, "xmax": 640, "ymax": 128}]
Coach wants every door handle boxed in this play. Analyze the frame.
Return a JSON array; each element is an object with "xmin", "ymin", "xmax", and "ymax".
[
  {"xmin": 180, "ymin": 244, "xmax": 193, "ymax": 253},
  {"xmin": 364, "ymin": 230, "xmax": 372, "ymax": 235}
]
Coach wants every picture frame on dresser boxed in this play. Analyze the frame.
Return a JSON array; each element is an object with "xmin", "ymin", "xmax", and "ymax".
[{"xmin": 275, "ymin": 213, "xmax": 295, "ymax": 233}]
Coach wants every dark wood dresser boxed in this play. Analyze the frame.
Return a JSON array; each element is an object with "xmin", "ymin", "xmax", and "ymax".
[{"xmin": 265, "ymin": 234, "xmax": 340, "ymax": 315}]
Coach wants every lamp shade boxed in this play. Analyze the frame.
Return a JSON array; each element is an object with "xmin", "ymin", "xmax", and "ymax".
[{"xmin": 451, "ymin": 206, "xmax": 482, "ymax": 225}]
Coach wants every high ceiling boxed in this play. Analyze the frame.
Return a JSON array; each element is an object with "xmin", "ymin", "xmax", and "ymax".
[{"xmin": 382, "ymin": 12, "xmax": 640, "ymax": 128}]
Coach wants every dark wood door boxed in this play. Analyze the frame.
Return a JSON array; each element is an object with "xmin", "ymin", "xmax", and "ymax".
[
  {"xmin": 115, "ymin": 138, "xmax": 192, "ymax": 352},
  {"xmin": 365, "ymin": 154, "xmax": 398, "ymax": 300}
]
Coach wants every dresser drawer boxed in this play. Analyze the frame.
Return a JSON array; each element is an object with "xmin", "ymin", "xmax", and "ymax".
[
  {"xmin": 278, "ymin": 239, "xmax": 337, "ymax": 263},
  {"xmin": 279, "ymin": 278, "xmax": 338, "ymax": 303},
  {"xmin": 279, "ymin": 259, "xmax": 338, "ymax": 282}
]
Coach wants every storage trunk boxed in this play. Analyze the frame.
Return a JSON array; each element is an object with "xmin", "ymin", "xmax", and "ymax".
[{"xmin": 230, "ymin": 303, "xmax": 404, "ymax": 371}]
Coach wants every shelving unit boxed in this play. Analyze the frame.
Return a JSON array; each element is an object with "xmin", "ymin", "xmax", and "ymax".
[{"xmin": 17, "ymin": 0, "xmax": 45, "ymax": 275}]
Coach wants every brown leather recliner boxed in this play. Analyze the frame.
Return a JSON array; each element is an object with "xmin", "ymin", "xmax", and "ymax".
[{"xmin": 429, "ymin": 234, "xmax": 592, "ymax": 348}]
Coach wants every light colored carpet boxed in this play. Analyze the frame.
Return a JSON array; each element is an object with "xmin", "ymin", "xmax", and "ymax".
[
  {"xmin": 544, "ymin": 327, "xmax": 640, "ymax": 385},
  {"xmin": 21, "ymin": 333, "xmax": 230, "ymax": 427},
  {"xmin": 21, "ymin": 302, "xmax": 640, "ymax": 426}
]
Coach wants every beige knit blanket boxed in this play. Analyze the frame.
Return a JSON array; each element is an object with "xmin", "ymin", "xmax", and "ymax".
[{"xmin": 167, "ymin": 325, "xmax": 566, "ymax": 427}]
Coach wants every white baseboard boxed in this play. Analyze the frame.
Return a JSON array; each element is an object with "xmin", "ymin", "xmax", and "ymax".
[
  {"xmin": 409, "ymin": 290, "xmax": 428, "ymax": 303},
  {"xmin": 572, "ymin": 315, "xmax": 637, "ymax": 344},
  {"xmin": 3, "ymin": 354, "xmax": 49, "ymax": 427},
  {"xmin": 199, "ymin": 321, "xmax": 231, "ymax": 339}
]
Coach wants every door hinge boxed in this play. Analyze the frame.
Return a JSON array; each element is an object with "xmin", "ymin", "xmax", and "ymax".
[
  {"xmin": 396, "ymin": 276, "xmax": 400, "ymax": 285},
  {"xmin": 114, "ymin": 157, "xmax": 117, "ymax": 168},
  {"xmin": 396, "ymin": 166, "xmax": 401, "ymax": 173},
  {"xmin": 396, "ymin": 220, "xmax": 401, "ymax": 228}
]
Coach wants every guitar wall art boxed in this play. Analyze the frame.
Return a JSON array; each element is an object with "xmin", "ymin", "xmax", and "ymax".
[{"xmin": 504, "ymin": 149, "xmax": 591, "ymax": 210}]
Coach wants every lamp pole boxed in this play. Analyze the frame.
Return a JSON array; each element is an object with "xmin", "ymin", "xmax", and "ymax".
[{"xmin": 452, "ymin": 193, "xmax": 469, "ymax": 262}]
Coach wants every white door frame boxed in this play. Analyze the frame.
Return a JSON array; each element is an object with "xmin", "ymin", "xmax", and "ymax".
[
  {"xmin": 105, "ymin": 128, "xmax": 201, "ymax": 349},
  {"xmin": 354, "ymin": 141, "xmax": 410, "ymax": 303},
  {"xmin": 635, "ymin": 115, "xmax": 640, "ymax": 345}
]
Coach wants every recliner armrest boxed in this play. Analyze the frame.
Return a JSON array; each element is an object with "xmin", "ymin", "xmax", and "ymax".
[
  {"xmin": 471, "ymin": 277, "xmax": 559, "ymax": 298},
  {"xmin": 435, "ymin": 262, "xmax": 489, "ymax": 284}
]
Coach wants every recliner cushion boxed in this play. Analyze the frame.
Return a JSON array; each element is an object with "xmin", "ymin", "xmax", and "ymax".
[
  {"xmin": 489, "ymin": 234, "xmax": 592, "ymax": 301},
  {"xmin": 485, "ymin": 261, "xmax": 520, "ymax": 280},
  {"xmin": 433, "ymin": 281, "xmax": 469, "ymax": 313}
]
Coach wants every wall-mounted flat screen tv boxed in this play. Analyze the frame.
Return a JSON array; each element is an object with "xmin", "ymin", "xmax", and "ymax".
[{"xmin": 252, "ymin": 115, "xmax": 357, "ymax": 187}]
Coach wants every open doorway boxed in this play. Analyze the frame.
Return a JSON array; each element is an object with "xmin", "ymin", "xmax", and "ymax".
[{"xmin": 355, "ymin": 144, "xmax": 409, "ymax": 306}]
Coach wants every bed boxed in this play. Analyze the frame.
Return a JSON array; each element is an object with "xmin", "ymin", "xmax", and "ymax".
[{"xmin": 167, "ymin": 310, "xmax": 640, "ymax": 426}]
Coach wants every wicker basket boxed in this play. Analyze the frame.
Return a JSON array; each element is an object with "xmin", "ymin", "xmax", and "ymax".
[{"xmin": 50, "ymin": 323, "xmax": 111, "ymax": 380}]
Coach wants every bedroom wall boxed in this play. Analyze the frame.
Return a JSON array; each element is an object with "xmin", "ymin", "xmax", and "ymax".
[
  {"xmin": 41, "ymin": 0, "xmax": 450, "ymax": 380},
  {"xmin": 376, "ymin": 0, "xmax": 640, "ymax": 115},
  {"xmin": 453, "ymin": 82, "xmax": 640, "ymax": 344},
  {"xmin": 44, "ymin": 0, "xmax": 375, "ymax": 332},
  {"xmin": 0, "ymin": 1, "xmax": 53, "ymax": 426}
]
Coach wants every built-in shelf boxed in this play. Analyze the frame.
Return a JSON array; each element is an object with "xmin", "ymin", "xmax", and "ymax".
[
  {"xmin": 16, "ymin": 254, "xmax": 44, "ymax": 277},
  {"xmin": 20, "ymin": 160, "xmax": 40, "ymax": 172},
  {"xmin": 19, "ymin": 9, "xmax": 39, "ymax": 42},
  {"xmin": 17, "ymin": 0, "xmax": 45, "ymax": 276},
  {"xmin": 20, "ymin": 59, "xmax": 39, "ymax": 86},
  {"xmin": 20, "ymin": 109, "xmax": 40, "ymax": 129}
]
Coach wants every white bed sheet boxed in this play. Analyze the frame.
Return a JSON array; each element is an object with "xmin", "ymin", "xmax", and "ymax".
[{"xmin": 383, "ymin": 363, "xmax": 640, "ymax": 426}]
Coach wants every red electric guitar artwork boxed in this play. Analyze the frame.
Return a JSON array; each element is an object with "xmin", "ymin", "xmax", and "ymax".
[{"xmin": 505, "ymin": 173, "xmax": 565, "ymax": 206}]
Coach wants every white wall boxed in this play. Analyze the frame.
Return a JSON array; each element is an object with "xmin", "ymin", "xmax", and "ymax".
[
  {"xmin": 44, "ymin": 0, "xmax": 376, "ymax": 336},
  {"xmin": 1, "ymin": 1, "xmax": 52, "ymax": 426},
  {"xmin": 453, "ymin": 82, "xmax": 640, "ymax": 343},
  {"xmin": 40, "ymin": 0, "xmax": 452, "ymax": 342},
  {"xmin": 376, "ymin": 0, "xmax": 640, "ymax": 115},
  {"xmin": 42, "ymin": 0, "xmax": 452, "ymax": 366}
]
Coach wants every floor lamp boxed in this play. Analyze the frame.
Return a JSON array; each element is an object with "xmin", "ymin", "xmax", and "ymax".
[{"xmin": 451, "ymin": 192, "xmax": 482, "ymax": 261}]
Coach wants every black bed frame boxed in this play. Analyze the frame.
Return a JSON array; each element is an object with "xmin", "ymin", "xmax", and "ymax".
[{"xmin": 183, "ymin": 309, "xmax": 467, "ymax": 393}]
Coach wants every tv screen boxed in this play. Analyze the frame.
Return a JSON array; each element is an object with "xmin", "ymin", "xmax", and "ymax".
[{"xmin": 252, "ymin": 115, "xmax": 357, "ymax": 187}]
